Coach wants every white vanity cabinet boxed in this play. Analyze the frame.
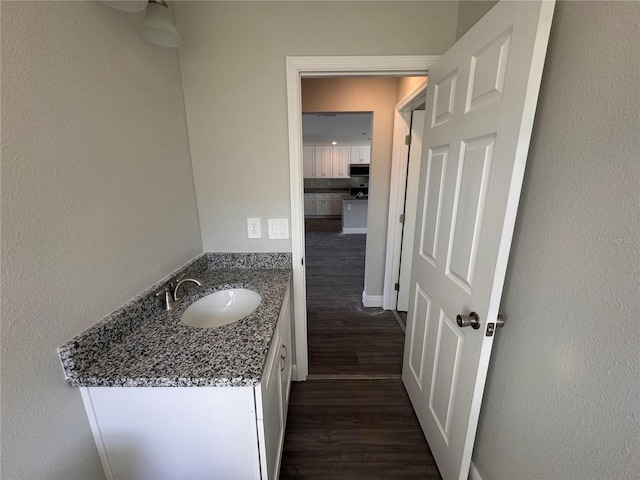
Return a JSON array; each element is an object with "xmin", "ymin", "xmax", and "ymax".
[{"xmin": 80, "ymin": 284, "xmax": 293, "ymax": 480}]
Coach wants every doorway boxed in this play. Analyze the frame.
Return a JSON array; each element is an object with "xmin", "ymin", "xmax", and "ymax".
[{"xmin": 286, "ymin": 56, "xmax": 440, "ymax": 382}]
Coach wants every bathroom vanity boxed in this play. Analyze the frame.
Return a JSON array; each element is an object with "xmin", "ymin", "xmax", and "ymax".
[{"xmin": 58, "ymin": 254, "xmax": 293, "ymax": 480}]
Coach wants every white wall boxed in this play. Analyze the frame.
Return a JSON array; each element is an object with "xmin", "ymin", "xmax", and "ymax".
[
  {"xmin": 459, "ymin": 2, "xmax": 640, "ymax": 479},
  {"xmin": 175, "ymin": 1, "xmax": 459, "ymax": 253},
  {"xmin": 301, "ymin": 77, "xmax": 399, "ymax": 298},
  {"xmin": 1, "ymin": 2, "xmax": 202, "ymax": 478}
]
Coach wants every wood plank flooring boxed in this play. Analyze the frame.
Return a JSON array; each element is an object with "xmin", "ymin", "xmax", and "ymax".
[
  {"xmin": 280, "ymin": 218, "xmax": 441, "ymax": 479},
  {"xmin": 303, "ymin": 218, "xmax": 405, "ymax": 377}
]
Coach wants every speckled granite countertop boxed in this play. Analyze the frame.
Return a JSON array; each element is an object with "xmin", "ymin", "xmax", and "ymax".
[{"xmin": 58, "ymin": 253, "xmax": 292, "ymax": 388}]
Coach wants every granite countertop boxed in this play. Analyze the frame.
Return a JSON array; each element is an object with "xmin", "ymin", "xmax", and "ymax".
[{"xmin": 58, "ymin": 253, "xmax": 292, "ymax": 388}]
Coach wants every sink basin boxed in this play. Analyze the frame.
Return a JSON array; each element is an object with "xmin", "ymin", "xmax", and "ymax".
[{"xmin": 181, "ymin": 289, "xmax": 262, "ymax": 329}]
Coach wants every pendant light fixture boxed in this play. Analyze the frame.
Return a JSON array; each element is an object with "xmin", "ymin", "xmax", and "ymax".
[{"xmin": 140, "ymin": 0, "xmax": 181, "ymax": 48}]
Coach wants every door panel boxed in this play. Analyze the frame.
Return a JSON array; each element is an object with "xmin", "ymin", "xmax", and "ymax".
[
  {"xmin": 402, "ymin": 2, "xmax": 555, "ymax": 479},
  {"xmin": 428, "ymin": 310, "xmax": 463, "ymax": 445},
  {"xmin": 419, "ymin": 145, "xmax": 448, "ymax": 265},
  {"xmin": 446, "ymin": 134, "xmax": 495, "ymax": 291}
]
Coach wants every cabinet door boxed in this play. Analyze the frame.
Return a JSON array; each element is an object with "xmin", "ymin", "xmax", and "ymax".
[
  {"xmin": 302, "ymin": 146, "xmax": 315, "ymax": 178},
  {"xmin": 350, "ymin": 145, "xmax": 371, "ymax": 164},
  {"xmin": 350, "ymin": 145, "xmax": 362, "ymax": 164},
  {"xmin": 258, "ymin": 327, "xmax": 284, "ymax": 480},
  {"xmin": 303, "ymin": 194, "xmax": 316, "ymax": 216},
  {"xmin": 332, "ymin": 146, "xmax": 351, "ymax": 177},
  {"xmin": 360, "ymin": 146, "xmax": 371, "ymax": 164},
  {"xmin": 278, "ymin": 283, "xmax": 293, "ymax": 422},
  {"xmin": 314, "ymin": 146, "xmax": 332, "ymax": 177},
  {"xmin": 316, "ymin": 194, "xmax": 332, "ymax": 215},
  {"xmin": 331, "ymin": 194, "xmax": 342, "ymax": 215}
]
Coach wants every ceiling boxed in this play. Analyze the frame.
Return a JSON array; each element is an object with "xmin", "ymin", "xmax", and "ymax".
[{"xmin": 302, "ymin": 112, "xmax": 373, "ymax": 146}]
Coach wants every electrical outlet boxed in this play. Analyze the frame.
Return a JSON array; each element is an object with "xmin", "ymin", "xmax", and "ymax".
[
  {"xmin": 268, "ymin": 219, "xmax": 289, "ymax": 239},
  {"xmin": 247, "ymin": 218, "xmax": 261, "ymax": 238}
]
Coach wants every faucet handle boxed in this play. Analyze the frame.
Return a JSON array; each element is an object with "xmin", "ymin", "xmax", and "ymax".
[{"xmin": 155, "ymin": 286, "xmax": 175, "ymax": 311}]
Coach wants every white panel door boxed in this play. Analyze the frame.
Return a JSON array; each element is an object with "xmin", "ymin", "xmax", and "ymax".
[
  {"xmin": 397, "ymin": 110, "xmax": 425, "ymax": 311},
  {"xmin": 402, "ymin": 2, "xmax": 555, "ymax": 479}
]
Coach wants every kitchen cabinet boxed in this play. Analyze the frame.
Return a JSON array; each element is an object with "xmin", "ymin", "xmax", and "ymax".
[
  {"xmin": 350, "ymin": 145, "xmax": 371, "ymax": 164},
  {"xmin": 332, "ymin": 193, "xmax": 350, "ymax": 215},
  {"xmin": 331, "ymin": 146, "xmax": 351, "ymax": 178},
  {"xmin": 303, "ymin": 146, "xmax": 357, "ymax": 178},
  {"xmin": 315, "ymin": 193, "xmax": 333, "ymax": 216},
  {"xmin": 302, "ymin": 146, "xmax": 315, "ymax": 178},
  {"xmin": 314, "ymin": 146, "xmax": 333, "ymax": 178},
  {"xmin": 304, "ymin": 194, "xmax": 316, "ymax": 216},
  {"xmin": 78, "ymin": 284, "xmax": 293, "ymax": 480}
]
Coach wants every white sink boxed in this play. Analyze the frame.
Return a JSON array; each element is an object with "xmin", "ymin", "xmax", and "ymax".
[{"xmin": 181, "ymin": 289, "xmax": 262, "ymax": 329}]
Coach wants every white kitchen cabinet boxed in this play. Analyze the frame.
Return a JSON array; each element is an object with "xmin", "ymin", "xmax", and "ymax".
[
  {"xmin": 350, "ymin": 145, "xmax": 371, "ymax": 164},
  {"xmin": 303, "ymin": 146, "xmax": 354, "ymax": 178},
  {"xmin": 303, "ymin": 146, "xmax": 315, "ymax": 178},
  {"xmin": 332, "ymin": 193, "xmax": 350, "ymax": 215},
  {"xmin": 331, "ymin": 146, "xmax": 351, "ymax": 178},
  {"xmin": 79, "ymin": 284, "xmax": 293, "ymax": 480},
  {"xmin": 314, "ymin": 146, "xmax": 333, "ymax": 178},
  {"xmin": 304, "ymin": 194, "xmax": 316, "ymax": 216},
  {"xmin": 315, "ymin": 193, "xmax": 333, "ymax": 216}
]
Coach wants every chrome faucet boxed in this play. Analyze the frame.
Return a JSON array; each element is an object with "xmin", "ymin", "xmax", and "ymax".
[{"xmin": 156, "ymin": 276, "xmax": 202, "ymax": 311}]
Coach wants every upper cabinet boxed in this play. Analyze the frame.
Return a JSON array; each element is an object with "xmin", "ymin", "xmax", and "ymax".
[
  {"xmin": 303, "ymin": 146, "xmax": 351, "ymax": 179},
  {"xmin": 332, "ymin": 146, "xmax": 350, "ymax": 178},
  {"xmin": 314, "ymin": 146, "xmax": 334, "ymax": 178},
  {"xmin": 350, "ymin": 145, "xmax": 371, "ymax": 165},
  {"xmin": 302, "ymin": 146, "xmax": 315, "ymax": 178}
]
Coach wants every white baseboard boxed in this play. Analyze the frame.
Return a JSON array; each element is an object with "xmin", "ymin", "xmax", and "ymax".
[
  {"xmin": 362, "ymin": 292, "xmax": 383, "ymax": 308},
  {"xmin": 342, "ymin": 227, "xmax": 367, "ymax": 234},
  {"xmin": 469, "ymin": 461, "xmax": 482, "ymax": 480}
]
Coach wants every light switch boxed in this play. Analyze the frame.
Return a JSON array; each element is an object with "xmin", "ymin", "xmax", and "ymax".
[{"xmin": 268, "ymin": 219, "xmax": 289, "ymax": 239}]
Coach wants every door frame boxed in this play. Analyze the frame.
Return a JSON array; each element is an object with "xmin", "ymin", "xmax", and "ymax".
[
  {"xmin": 382, "ymin": 81, "xmax": 429, "ymax": 311},
  {"xmin": 286, "ymin": 56, "xmax": 440, "ymax": 381}
]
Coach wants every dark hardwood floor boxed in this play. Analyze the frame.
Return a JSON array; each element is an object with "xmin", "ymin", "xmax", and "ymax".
[
  {"xmin": 304, "ymin": 218, "xmax": 405, "ymax": 377},
  {"xmin": 280, "ymin": 218, "xmax": 441, "ymax": 479}
]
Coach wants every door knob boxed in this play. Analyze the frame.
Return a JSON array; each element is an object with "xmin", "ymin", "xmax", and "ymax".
[{"xmin": 456, "ymin": 312, "xmax": 480, "ymax": 329}]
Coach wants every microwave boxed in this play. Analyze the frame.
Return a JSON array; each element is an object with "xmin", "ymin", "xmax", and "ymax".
[{"xmin": 350, "ymin": 164, "xmax": 370, "ymax": 176}]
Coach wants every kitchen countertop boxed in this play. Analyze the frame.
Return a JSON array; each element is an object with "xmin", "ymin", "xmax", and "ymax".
[{"xmin": 58, "ymin": 253, "xmax": 292, "ymax": 388}]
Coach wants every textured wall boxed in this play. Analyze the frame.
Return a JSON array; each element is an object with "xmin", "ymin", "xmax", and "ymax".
[
  {"xmin": 455, "ymin": 0, "xmax": 496, "ymax": 40},
  {"xmin": 174, "ymin": 1, "xmax": 459, "ymax": 253},
  {"xmin": 467, "ymin": 2, "xmax": 640, "ymax": 479},
  {"xmin": 302, "ymin": 77, "xmax": 398, "ymax": 298},
  {"xmin": 1, "ymin": 2, "xmax": 202, "ymax": 478}
]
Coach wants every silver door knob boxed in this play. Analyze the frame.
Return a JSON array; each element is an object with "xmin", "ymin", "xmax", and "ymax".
[{"xmin": 456, "ymin": 312, "xmax": 480, "ymax": 329}]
